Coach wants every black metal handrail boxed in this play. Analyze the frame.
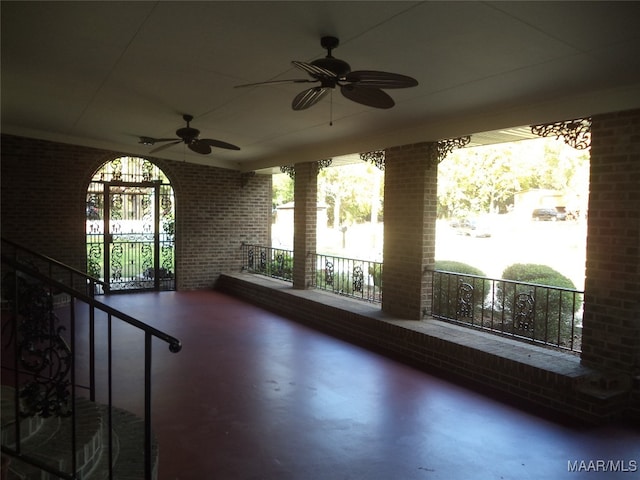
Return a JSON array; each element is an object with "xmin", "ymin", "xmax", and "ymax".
[
  {"xmin": 241, "ymin": 243, "xmax": 294, "ymax": 282},
  {"xmin": 429, "ymin": 269, "xmax": 583, "ymax": 352},
  {"xmin": 2, "ymin": 237, "xmax": 109, "ymax": 295},
  {"xmin": 312, "ymin": 253, "xmax": 383, "ymax": 303},
  {"xmin": 1, "ymin": 252, "xmax": 181, "ymax": 479},
  {"xmin": 240, "ymin": 244, "xmax": 383, "ymax": 303}
]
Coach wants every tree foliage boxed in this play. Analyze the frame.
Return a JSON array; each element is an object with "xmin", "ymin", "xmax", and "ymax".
[
  {"xmin": 437, "ymin": 138, "xmax": 589, "ymax": 218},
  {"xmin": 318, "ymin": 162, "xmax": 383, "ymax": 228},
  {"xmin": 272, "ymin": 173, "xmax": 294, "ymax": 207},
  {"xmin": 272, "ymin": 162, "xmax": 384, "ymax": 228},
  {"xmin": 273, "ymin": 137, "xmax": 589, "ymax": 228}
]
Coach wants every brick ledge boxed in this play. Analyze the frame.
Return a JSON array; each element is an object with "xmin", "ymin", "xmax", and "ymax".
[{"xmin": 217, "ymin": 272, "xmax": 631, "ymax": 423}]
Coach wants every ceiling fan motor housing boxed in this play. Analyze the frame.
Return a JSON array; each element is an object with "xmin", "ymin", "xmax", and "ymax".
[
  {"xmin": 314, "ymin": 36, "xmax": 350, "ymax": 77},
  {"xmin": 312, "ymin": 57, "xmax": 351, "ymax": 78},
  {"xmin": 176, "ymin": 127, "xmax": 200, "ymax": 143}
]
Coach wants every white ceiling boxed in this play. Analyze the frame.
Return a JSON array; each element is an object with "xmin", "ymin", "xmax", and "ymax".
[{"xmin": 2, "ymin": 1, "xmax": 640, "ymax": 172}]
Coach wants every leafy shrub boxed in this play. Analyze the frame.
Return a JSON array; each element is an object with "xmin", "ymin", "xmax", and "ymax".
[
  {"xmin": 269, "ymin": 252, "xmax": 293, "ymax": 281},
  {"xmin": 432, "ymin": 260, "xmax": 490, "ymax": 321},
  {"xmin": 497, "ymin": 263, "xmax": 581, "ymax": 346}
]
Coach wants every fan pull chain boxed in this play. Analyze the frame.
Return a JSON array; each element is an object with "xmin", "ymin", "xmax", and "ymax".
[{"xmin": 329, "ymin": 90, "xmax": 333, "ymax": 126}]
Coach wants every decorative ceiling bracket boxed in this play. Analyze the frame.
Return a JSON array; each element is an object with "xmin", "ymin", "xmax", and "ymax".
[
  {"xmin": 317, "ymin": 158, "xmax": 333, "ymax": 171},
  {"xmin": 530, "ymin": 117, "xmax": 592, "ymax": 150},
  {"xmin": 427, "ymin": 136, "xmax": 471, "ymax": 167},
  {"xmin": 437, "ymin": 136, "xmax": 471, "ymax": 162},
  {"xmin": 280, "ymin": 159, "xmax": 332, "ymax": 179},
  {"xmin": 280, "ymin": 165, "xmax": 296, "ymax": 179},
  {"xmin": 360, "ymin": 150, "xmax": 386, "ymax": 171}
]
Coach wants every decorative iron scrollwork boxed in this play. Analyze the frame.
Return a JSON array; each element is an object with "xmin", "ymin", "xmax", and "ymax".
[
  {"xmin": 259, "ymin": 250, "xmax": 267, "ymax": 272},
  {"xmin": 436, "ymin": 136, "xmax": 472, "ymax": 163},
  {"xmin": 317, "ymin": 158, "xmax": 333, "ymax": 171},
  {"xmin": 280, "ymin": 160, "xmax": 331, "ymax": 178},
  {"xmin": 88, "ymin": 157, "xmax": 176, "ymax": 292},
  {"xmin": 280, "ymin": 165, "xmax": 296, "ymax": 179},
  {"xmin": 360, "ymin": 150, "xmax": 386, "ymax": 170},
  {"xmin": 530, "ymin": 117, "xmax": 591, "ymax": 150},
  {"xmin": 274, "ymin": 253, "xmax": 285, "ymax": 277},
  {"xmin": 4, "ymin": 273, "xmax": 72, "ymax": 418},
  {"xmin": 353, "ymin": 265, "xmax": 364, "ymax": 293},
  {"xmin": 513, "ymin": 291, "xmax": 535, "ymax": 332},
  {"xmin": 247, "ymin": 247, "xmax": 255, "ymax": 269},
  {"xmin": 87, "ymin": 243, "xmax": 103, "ymax": 278},
  {"xmin": 456, "ymin": 280, "xmax": 474, "ymax": 319},
  {"xmin": 325, "ymin": 260, "xmax": 334, "ymax": 286},
  {"xmin": 111, "ymin": 244, "xmax": 124, "ymax": 281},
  {"xmin": 142, "ymin": 159, "xmax": 154, "ymax": 181}
]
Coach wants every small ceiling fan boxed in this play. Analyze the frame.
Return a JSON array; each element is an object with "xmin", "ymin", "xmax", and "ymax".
[
  {"xmin": 235, "ymin": 36, "xmax": 418, "ymax": 110},
  {"xmin": 139, "ymin": 114, "xmax": 240, "ymax": 154}
]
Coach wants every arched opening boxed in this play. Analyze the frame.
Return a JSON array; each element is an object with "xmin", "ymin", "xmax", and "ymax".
[{"xmin": 86, "ymin": 157, "xmax": 175, "ymax": 293}]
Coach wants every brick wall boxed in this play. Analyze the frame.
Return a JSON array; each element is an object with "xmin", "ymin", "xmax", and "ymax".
[
  {"xmin": 581, "ymin": 109, "xmax": 640, "ymax": 421},
  {"xmin": 292, "ymin": 161, "xmax": 318, "ymax": 289},
  {"xmin": 581, "ymin": 110, "xmax": 640, "ymax": 371},
  {"xmin": 382, "ymin": 143, "xmax": 438, "ymax": 319},
  {"xmin": 1, "ymin": 134, "xmax": 271, "ymax": 290}
]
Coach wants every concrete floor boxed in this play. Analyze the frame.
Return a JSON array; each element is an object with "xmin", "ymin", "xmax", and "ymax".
[{"xmin": 98, "ymin": 291, "xmax": 639, "ymax": 480}]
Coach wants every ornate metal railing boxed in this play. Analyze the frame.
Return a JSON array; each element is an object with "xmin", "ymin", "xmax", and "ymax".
[
  {"xmin": 2, "ymin": 237, "xmax": 108, "ymax": 296},
  {"xmin": 241, "ymin": 243, "xmax": 294, "ymax": 282},
  {"xmin": 429, "ymin": 270, "xmax": 583, "ymax": 352},
  {"xmin": 1, "ymin": 248, "xmax": 181, "ymax": 479},
  {"xmin": 240, "ymin": 244, "xmax": 383, "ymax": 303},
  {"xmin": 312, "ymin": 253, "xmax": 382, "ymax": 303}
]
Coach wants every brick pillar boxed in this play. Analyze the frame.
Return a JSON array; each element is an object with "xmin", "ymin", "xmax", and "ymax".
[
  {"xmin": 382, "ymin": 142, "xmax": 438, "ymax": 319},
  {"xmin": 581, "ymin": 109, "xmax": 640, "ymax": 377},
  {"xmin": 292, "ymin": 161, "xmax": 318, "ymax": 289}
]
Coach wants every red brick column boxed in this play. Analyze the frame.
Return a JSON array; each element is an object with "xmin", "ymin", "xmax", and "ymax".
[
  {"xmin": 382, "ymin": 142, "xmax": 438, "ymax": 319},
  {"xmin": 582, "ymin": 109, "xmax": 640, "ymax": 378},
  {"xmin": 292, "ymin": 161, "xmax": 318, "ymax": 289}
]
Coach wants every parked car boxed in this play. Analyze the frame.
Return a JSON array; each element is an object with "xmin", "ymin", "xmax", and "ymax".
[
  {"xmin": 555, "ymin": 206, "xmax": 567, "ymax": 221},
  {"xmin": 532, "ymin": 208, "xmax": 557, "ymax": 221},
  {"xmin": 456, "ymin": 218, "xmax": 492, "ymax": 237}
]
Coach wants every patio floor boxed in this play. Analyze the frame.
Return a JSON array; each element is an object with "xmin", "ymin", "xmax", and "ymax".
[{"xmin": 98, "ymin": 290, "xmax": 639, "ymax": 480}]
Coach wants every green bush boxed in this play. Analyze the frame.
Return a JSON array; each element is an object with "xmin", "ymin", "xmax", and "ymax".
[
  {"xmin": 269, "ymin": 253, "xmax": 293, "ymax": 281},
  {"xmin": 497, "ymin": 263, "xmax": 581, "ymax": 346},
  {"xmin": 432, "ymin": 260, "xmax": 490, "ymax": 321},
  {"xmin": 435, "ymin": 260, "xmax": 485, "ymax": 276}
]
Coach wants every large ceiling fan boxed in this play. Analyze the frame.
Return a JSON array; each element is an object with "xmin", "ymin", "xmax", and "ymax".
[
  {"xmin": 235, "ymin": 36, "xmax": 418, "ymax": 110},
  {"xmin": 139, "ymin": 114, "xmax": 240, "ymax": 154}
]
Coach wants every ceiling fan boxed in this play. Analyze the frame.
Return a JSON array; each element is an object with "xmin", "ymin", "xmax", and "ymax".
[
  {"xmin": 139, "ymin": 114, "xmax": 240, "ymax": 154},
  {"xmin": 235, "ymin": 36, "xmax": 418, "ymax": 110}
]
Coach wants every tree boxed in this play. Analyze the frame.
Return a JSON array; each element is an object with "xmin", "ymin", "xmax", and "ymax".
[
  {"xmin": 272, "ymin": 173, "xmax": 294, "ymax": 207},
  {"xmin": 437, "ymin": 138, "xmax": 589, "ymax": 218},
  {"xmin": 318, "ymin": 162, "xmax": 383, "ymax": 228},
  {"xmin": 272, "ymin": 162, "xmax": 384, "ymax": 229}
]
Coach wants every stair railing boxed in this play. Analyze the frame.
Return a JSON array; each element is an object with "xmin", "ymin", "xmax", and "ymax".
[
  {"xmin": 1, "ymin": 247, "xmax": 181, "ymax": 480},
  {"xmin": 1, "ymin": 237, "xmax": 110, "ymax": 296}
]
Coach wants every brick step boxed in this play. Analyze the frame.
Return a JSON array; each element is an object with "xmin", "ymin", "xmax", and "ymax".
[{"xmin": 1, "ymin": 387, "xmax": 157, "ymax": 479}]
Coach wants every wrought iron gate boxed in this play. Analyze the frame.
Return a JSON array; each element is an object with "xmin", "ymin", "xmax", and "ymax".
[{"xmin": 86, "ymin": 157, "xmax": 175, "ymax": 293}]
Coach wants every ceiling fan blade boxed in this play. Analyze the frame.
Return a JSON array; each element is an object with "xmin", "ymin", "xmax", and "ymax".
[
  {"xmin": 200, "ymin": 138, "xmax": 241, "ymax": 151},
  {"xmin": 340, "ymin": 85, "xmax": 395, "ymax": 109},
  {"xmin": 150, "ymin": 140, "xmax": 181, "ymax": 154},
  {"xmin": 292, "ymin": 87, "xmax": 330, "ymax": 110},
  {"xmin": 235, "ymin": 78, "xmax": 317, "ymax": 88},
  {"xmin": 292, "ymin": 61, "xmax": 336, "ymax": 79},
  {"xmin": 189, "ymin": 141, "xmax": 212, "ymax": 155},
  {"xmin": 139, "ymin": 136, "xmax": 178, "ymax": 145},
  {"xmin": 344, "ymin": 70, "xmax": 419, "ymax": 89}
]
